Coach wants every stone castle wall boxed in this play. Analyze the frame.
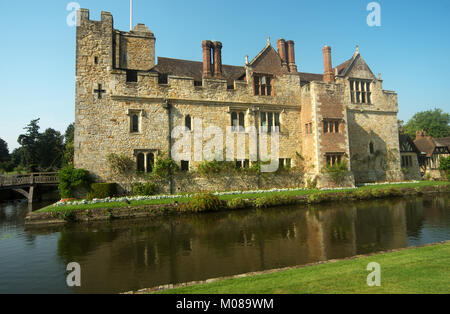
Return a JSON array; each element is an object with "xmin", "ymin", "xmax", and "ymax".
[{"xmin": 75, "ymin": 9, "xmax": 408, "ymax": 191}]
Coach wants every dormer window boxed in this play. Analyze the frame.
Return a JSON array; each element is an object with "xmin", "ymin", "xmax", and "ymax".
[
  {"xmin": 254, "ymin": 75, "xmax": 273, "ymax": 96},
  {"xmin": 350, "ymin": 79, "xmax": 371, "ymax": 104}
]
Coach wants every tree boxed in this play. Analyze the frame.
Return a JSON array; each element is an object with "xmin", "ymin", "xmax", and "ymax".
[
  {"xmin": 404, "ymin": 109, "xmax": 450, "ymax": 139},
  {"xmin": 0, "ymin": 138, "xmax": 9, "ymax": 162},
  {"xmin": 37, "ymin": 128, "xmax": 64, "ymax": 170},
  {"xmin": 17, "ymin": 119, "xmax": 65, "ymax": 171},
  {"xmin": 17, "ymin": 119, "xmax": 41, "ymax": 170},
  {"xmin": 62, "ymin": 123, "xmax": 75, "ymax": 166}
]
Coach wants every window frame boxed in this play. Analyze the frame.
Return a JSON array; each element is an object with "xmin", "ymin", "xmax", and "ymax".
[
  {"xmin": 254, "ymin": 74, "xmax": 274, "ymax": 96},
  {"xmin": 349, "ymin": 79, "xmax": 372, "ymax": 104},
  {"xmin": 260, "ymin": 111, "xmax": 281, "ymax": 133}
]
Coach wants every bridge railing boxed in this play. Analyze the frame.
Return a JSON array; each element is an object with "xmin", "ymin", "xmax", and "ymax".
[{"xmin": 0, "ymin": 172, "xmax": 59, "ymax": 187}]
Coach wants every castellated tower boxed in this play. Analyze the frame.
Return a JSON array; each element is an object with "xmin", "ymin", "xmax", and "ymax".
[{"xmin": 75, "ymin": 9, "xmax": 157, "ymax": 181}]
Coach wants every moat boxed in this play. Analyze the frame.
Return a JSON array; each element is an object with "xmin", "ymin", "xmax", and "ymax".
[{"xmin": 0, "ymin": 194, "xmax": 449, "ymax": 294}]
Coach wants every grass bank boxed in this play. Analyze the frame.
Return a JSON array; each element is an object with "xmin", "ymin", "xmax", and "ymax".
[
  {"xmin": 38, "ymin": 181, "xmax": 448, "ymax": 213},
  {"xmin": 26, "ymin": 181, "xmax": 449, "ymax": 226},
  {"xmin": 146, "ymin": 242, "xmax": 450, "ymax": 294}
]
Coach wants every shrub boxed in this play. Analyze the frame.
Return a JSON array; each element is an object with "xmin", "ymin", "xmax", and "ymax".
[
  {"xmin": 306, "ymin": 177, "xmax": 318, "ymax": 190},
  {"xmin": 197, "ymin": 160, "xmax": 235, "ymax": 175},
  {"xmin": 351, "ymin": 189, "xmax": 372, "ymax": 200},
  {"xmin": 153, "ymin": 157, "xmax": 180, "ymax": 178},
  {"xmin": 106, "ymin": 153, "xmax": 134, "ymax": 175},
  {"xmin": 131, "ymin": 182, "xmax": 159, "ymax": 196},
  {"xmin": 384, "ymin": 187, "xmax": 403, "ymax": 197},
  {"xmin": 181, "ymin": 193, "xmax": 223, "ymax": 213},
  {"xmin": 322, "ymin": 161, "xmax": 349, "ymax": 186},
  {"xmin": 307, "ymin": 193, "xmax": 329, "ymax": 204},
  {"xmin": 254, "ymin": 194, "xmax": 297, "ymax": 209},
  {"xmin": 59, "ymin": 210, "xmax": 76, "ymax": 222},
  {"xmin": 86, "ymin": 183, "xmax": 117, "ymax": 200},
  {"xmin": 370, "ymin": 189, "xmax": 386, "ymax": 198},
  {"xmin": 439, "ymin": 156, "xmax": 450, "ymax": 181},
  {"xmin": 226, "ymin": 198, "xmax": 248, "ymax": 210},
  {"xmin": 58, "ymin": 165, "xmax": 91, "ymax": 198}
]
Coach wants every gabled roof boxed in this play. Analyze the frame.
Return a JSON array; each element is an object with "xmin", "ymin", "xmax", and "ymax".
[
  {"xmin": 414, "ymin": 136, "xmax": 450, "ymax": 157},
  {"xmin": 248, "ymin": 43, "xmax": 277, "ymax": 67},
  {"xmin": 434, "ymin": 137, "xmax": 450, "ymax": 148},
  {"xmin": 399, "ymin": 134, "xmax": 420, "ymax": 154},
  {"xmin": 152, "ymin": 57, "xmax": 245, "ymax": 86},
  {"xmin": 334, "ymin": 53, "xmax": 376, "ymax": 79}
]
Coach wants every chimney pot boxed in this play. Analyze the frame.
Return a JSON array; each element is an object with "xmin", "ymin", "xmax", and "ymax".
[
  {"xmin": 202, "ymin": 40, "xmax": 213, "ymax": 78},
  {"xmin": 323, "ymin": 46, "xmax": 335, "ymax": 83},
  {"xmin": 286, "ymin": 40, "xmax": 298, "ymax": 73},
  {"xmin": 213, "ymin": 41, "xmax": 223, "ymax": 78}
]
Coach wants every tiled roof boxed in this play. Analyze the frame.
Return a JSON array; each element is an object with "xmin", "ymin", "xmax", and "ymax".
[
  {"xmin": 434, "ymin": 137, "xmax": 450, "ymax": 148},
  {"xmin": 152, "ymin": 57, "xmax": 245, "ymax": 85},
  {"xmin": 414, "ymin": 136, "xmax": 450, "ymax": 157},
  {"xmin": 152, "ymin": 57, "xmax": 325, "ymax": 84}
]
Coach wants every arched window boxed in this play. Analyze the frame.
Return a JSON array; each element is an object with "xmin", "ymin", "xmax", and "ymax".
[
  {"xmin": 137, "ymin": 153, "xmax": 145, "ymax": 172},
  {"xmin": 239, "ymin": 112, "xmax": 245, "ymax": 129},
  {"xmin": 132, "ymin": 114, "xmax": 139, "ymax": 133},
  {"xmin": 185, "ymin": 115, "xmax": 192, "ymax": 131},
  {"xmin": 147, "ymin": 153, "xmax": 155, "ymax": 173},
  {"xmin": 231, "ymin": 112, "xmax": 238, "ymax": 132},
  {"xmin": 369, "ymin": 142, "xmax": 375, "ymax": 154}
]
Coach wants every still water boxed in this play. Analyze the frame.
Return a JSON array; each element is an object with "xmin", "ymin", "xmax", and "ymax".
[{"xmin": 0, "ymin": 195, "xmax": 449, "ymax": 294}]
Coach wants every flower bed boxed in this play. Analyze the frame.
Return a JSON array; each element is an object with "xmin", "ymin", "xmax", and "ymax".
[{"xmin": 51, "ymin": 187, "xmax": 313, "ymax": 208}]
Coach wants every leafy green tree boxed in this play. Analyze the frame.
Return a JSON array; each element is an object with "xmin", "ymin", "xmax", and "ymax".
[
  {"xmin": 404, "ymin": 109, "xmax": 450, "ymax": 139},
  {"xmin": 17, "ymin": 119, "xmax": 41, "ymax": 170},
  {"xmin": 0, "ymin": 138, "xmax": 9, "ymax": 162},
  {"xmin": 62, "ymin": 123, "xmax": 75, "ymax": 166},
  {"xmin": 37, "ymin": 128, "xmax": 64, "ymax": 170}
]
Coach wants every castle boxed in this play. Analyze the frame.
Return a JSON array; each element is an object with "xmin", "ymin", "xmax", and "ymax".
[{"xmin": 74, "ymin": 10, "xmax": 406, "ymax": 191}]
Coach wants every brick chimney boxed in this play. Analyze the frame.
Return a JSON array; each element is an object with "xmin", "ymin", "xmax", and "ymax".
[
  {"xmin": 416, "ymin": 130, "xmax": 427, "ymax": 139},
  {"xmin": 213, "ymin": 41, "xmax": 223, "ymax": 78},
  {"xmin": 323, "ymin": 46, "xmax": 335, "ymax": 83},
  {"xmin": 202, "ymin": 40, "xmax": 213, "ymax": 78},
  {"xmin": 286, "ymin": 40, "xmax": 298, "ymax": 73},
  {"xmin": 277, "ymin": 39, "xmax": 289, "ymax": 72}
]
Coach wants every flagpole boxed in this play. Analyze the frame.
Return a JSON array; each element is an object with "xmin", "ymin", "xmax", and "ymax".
[{"xmin": 130, "ymin": 0, "xmax": 133, "ymax": 31}]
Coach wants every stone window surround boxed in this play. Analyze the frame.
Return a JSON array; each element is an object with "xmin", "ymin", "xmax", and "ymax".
[
  {"xmin": 134, "ymin": 149, "xmax": 159, "ymax": 173},
  {"xmin": 230, "ymin": 111, "xmax": 246, "ymax": 133},
  {"xmin": 324, "ymin": 152, "xmax": 346, "ymax": 166},
  {"xmin": 127, "ymin": 109, "xmax": 145, "ymax": 134},
  {"xmin": 322, "ymin": 118, "xmax": 343, "ymax": 134},
  {"xmin": 349, "ymin": 78, "xmax": 372, "ymax": 105},
  {"xmin": 253, "ymin": 73, "xmax": 274, "ymax": 97}
]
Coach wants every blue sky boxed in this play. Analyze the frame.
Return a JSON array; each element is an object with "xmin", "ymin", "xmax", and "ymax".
[{"xmin": 0, "ymin": 0, "xmax": 449, "ymax": 150}]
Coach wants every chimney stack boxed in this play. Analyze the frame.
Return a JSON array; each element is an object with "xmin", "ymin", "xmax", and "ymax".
[
  {"xmin": 277, "ymin": 39, "xmax": 289, "ymax": 72},
  {"xmin": 322, "ymin": 46, "xmax": 335, "ymax": 83},
  {"xmin": 286, "ymin": 40, "xmax": 298, "ymax": 73},
  {"xmin": 202, "ymin": 40, "xmax": 213, "ymax": 78},
  {"xmin": 416, "ymin": 130, "xmax": 427, "ymax": 139},
  {"xmin": 213, "ymin": 41, "xmax": 223, "ymax": 78}
]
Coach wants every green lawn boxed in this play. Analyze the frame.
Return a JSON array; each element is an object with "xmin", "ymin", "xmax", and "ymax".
[
  {"xmin": 156, "ymin": 242, "xmax": 450, "ymax": 294},
  {"xmin": 37, "ymin": 181, "xmax": 449, "ymax": 213}
]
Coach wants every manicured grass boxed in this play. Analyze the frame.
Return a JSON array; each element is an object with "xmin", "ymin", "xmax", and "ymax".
[
  {"xmin": 156, "ymin": 242, "xmax": 450, "ymax": 294},
  {"xmin": 36, "ymin": 181, "xmax": 449, "ymax": 213}
]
